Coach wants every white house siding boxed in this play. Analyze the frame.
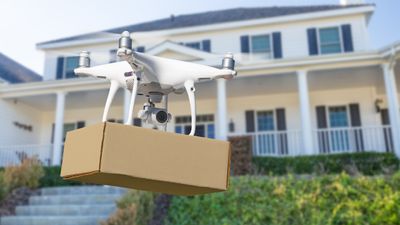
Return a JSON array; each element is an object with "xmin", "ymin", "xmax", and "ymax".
[
  {"xmin": 0, "ymin": 99, "xmax": 44, "ymax": 145},
  {"xmin": 42, "ymin": 13, "xmax": 369, "ymax": 80}
]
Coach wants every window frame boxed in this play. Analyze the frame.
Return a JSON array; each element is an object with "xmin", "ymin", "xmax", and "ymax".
[
  {"xmin": 326, "ymin": 105, "xmax": 350, "ymax": 128},
  {"xmin": 248, "ymin": 34, "xmax": 273, "ymax": 59},
  {"xmin": 255, "ymin": 110, "xmax": 276, "ymax": 132},
  {"xmin": 317, "ymin": 26, "xmax": 343, "ymax": 55},
  {"xmin": 174, "ymin": 114, "xmax": 215, "ymax": 138},
  {"xmin": 61, "ymin": 56, "xmax": 80, "ymax": 79}
]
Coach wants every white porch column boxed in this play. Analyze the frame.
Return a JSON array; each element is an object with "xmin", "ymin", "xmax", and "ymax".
[
  {"xmin": 297, "ymin": 70, "xmax": 314, "ymax": 154},
  {"xmin": 52, "ymin": 91, "xmax": 66, "ymax": 165},
  {"xmin": 382, "ymin": 63, "xmax": 400, "ymax": 157},
  {"xmin": 216, "ymin": 79, "xmax": 228, "ymax": 140},
  {"xmin": 123, "ymin": 90, "xmax": 131, "ymax": 124}
]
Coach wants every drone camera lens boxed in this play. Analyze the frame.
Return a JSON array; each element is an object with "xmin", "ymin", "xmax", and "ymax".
[{"xmin": 156, "ymin": 110, "xmax": 168, "ymax": 123}]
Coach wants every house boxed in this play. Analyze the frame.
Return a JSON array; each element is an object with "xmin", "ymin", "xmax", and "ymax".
[{"xmin": 0, "ymin": 1, "xmax": 399, "ymax": 167}]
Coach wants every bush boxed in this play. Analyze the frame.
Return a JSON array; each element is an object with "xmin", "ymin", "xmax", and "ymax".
[
  {"xmin": 39, "ymin": 166, "xmax": 82, "ymax": 187},
  {"xmin": 0, "ymin": 171, "xmax": 7, "ymax": 201},
  {"xmin": 3, "ymin": 157, "xmax": 44, "ymax": 191},
  {"xmin": 166, "ymin": 173, "xmax": 400, "ymax": 225},
  {"xmin": 101, "ymin": 190, "xmax": 156, "ymax": 225},
  {"xmin": 252, "ymin": 152, "xmax": 399, "ymax": 176}
]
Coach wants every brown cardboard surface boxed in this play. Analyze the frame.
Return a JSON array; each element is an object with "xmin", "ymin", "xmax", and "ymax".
[{"xmin": 61, "ymin": 122, "xmax": 231, "ymax": 196}]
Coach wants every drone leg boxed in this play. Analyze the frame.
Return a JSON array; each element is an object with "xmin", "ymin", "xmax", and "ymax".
[
  {"xmin": 162, "ymin": 95, "xmax": 168, "ymax": 131},
  {"xmin": 184, "ymin": 80, "xmax": 196, "ymax": 136},
  {"xmin": 102, "ymin": 80, "xmax": 119, "ymax": 122},
  {"xmin": 125, "ymin": 77, "xmax": 139, "ymax": 125}
]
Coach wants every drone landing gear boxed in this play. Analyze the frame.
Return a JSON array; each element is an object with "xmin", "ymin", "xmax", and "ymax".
[
  {"xmin": 125, "ymin": 76, "xmax": 139, "ymax": 125},
  {"xmin": 102, "ymin": 80, "xmax": 120, "ymax": 122},
  {"xmin": 184, "ymin": 80, "xmax": 196, "ymax": 136}
]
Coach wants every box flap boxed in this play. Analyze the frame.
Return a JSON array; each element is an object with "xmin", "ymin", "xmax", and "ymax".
[{"xmin": 61, "ymin": 123, "xmax": 105, "ymax": 177}]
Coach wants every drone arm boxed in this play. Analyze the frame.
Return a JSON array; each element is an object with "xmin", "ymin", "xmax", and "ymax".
[
  {"xmin": 125, "ymin": 76, "xmax": 139, "ymax": 125},
  {"xmin": 184, "ymin": 80, "xmax": 196, "ymax": 136},
  {"xmin": 102, "ymin": 80, "xmax": 120, "ymax": 122}
]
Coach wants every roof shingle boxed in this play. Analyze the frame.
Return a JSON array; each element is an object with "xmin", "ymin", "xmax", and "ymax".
[
  {"xmin": 0, "ymin": 53, "xmax": 42, "ymax": 83},
  {"xmin": 37, "ymin": 5, "xmax": 372, "ymax": 46}
]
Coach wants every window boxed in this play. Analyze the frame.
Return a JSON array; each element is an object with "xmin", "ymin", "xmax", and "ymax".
[
  {"xmin": 181, "ymin": 40, "xmax": 211, "ymax": 52},
  {"xmin": 175, "ymin": 114, "xmax": 214, "ymax": 138},
  {"xmin": 256, "ymin": 111, "xmax": 274, "ymax": 131},
  {"xmin": 109, "ymin": 49, "xmax": 117, "ymax": 63},
  {"xmin": 250, "ymin": 35, "xmax": 272, "ymax": 59},
  {"xmin": 328, "ymin": 106, "xmax": 348, "ymax": 128},
  {"xmin": 185, "ymin": 42, "xmax": 201, "ymax": 50},
  {"xmin": 328, "ymin": 106, "xmax": 350, "ymax": 151},
  {"xmin": 319, "ymin": 27, "xmax": 342, "ymax": 54},
  {"xmin": 64, "ymin": 56, "xmax": 79, "ymax": 78}
]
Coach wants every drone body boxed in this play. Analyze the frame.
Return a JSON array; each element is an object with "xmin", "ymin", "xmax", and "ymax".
[{"xmin": 74, "ymin": 31, "xmax": 237, "ymax": 136}]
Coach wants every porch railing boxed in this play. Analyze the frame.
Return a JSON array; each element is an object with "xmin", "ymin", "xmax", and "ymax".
[
  {"xmin": 0, "ymin": 144, "xmax": 53, "ymax": 167},
  {"xmin": 230, "ymin": 130, "xmax": 302, "ymax": 156},
  {"xmin": 229, "ymin": 125, "xmax": 394, "ymax": 157},
  {"xmin": 314, "ymin": 125, "xmax": 393, "ymax": 154}
]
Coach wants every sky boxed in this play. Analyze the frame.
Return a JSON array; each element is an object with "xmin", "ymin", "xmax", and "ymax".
[{"xmin": 0, "ymin": 0, "xmax": 398, "ymax": 75}]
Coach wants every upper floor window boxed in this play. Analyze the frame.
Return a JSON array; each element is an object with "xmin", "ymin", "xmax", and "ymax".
[
  {"xmin": 308, "ymin": 24, "xmax": 353, "ymax": 56},
  {"xmin": 181, "ymin": 40, "xmax": 211, "ymax": 52},
  {"xmin": 56, "ymin": 56, "xmax": 79, "ymax": 80},
  {"xmin": 250, "ymin": 35, "xmax": 272, "ymax": 59},
  {"xmin": 240, "ymin": 32, "xmax": 282, "ymax": 59},
  {"xmin": 318, "ymin": 27, "xmax": 342, "ymax": 54}
]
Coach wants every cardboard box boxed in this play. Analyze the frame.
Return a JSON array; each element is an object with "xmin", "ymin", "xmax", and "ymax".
[{"xmin": 61, "ymin": 122, "xmax": 231, "ymax": 196}]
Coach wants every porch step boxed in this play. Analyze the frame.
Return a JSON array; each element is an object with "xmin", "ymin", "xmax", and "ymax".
[
  {"xmin": 0, "ymin": 216, "xmax": 108, "ymax": 225},
  {"xmin": 0, "ymin": 185, "xmax": 126, "ymax": 225}
]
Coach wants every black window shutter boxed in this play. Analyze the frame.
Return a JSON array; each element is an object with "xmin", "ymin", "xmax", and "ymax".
[
  {"xmin": 202, "ymin": 40, "xmax": 211, "ymax": 52},
  {"xmin": 341, "ymin": 24, "xmax": 354, "ymax": 52},
  {"xmin": 349, "ymin": 103, "xmax": 364, "ymax": 152},
  {"xmin": 272, "ymin": 32, "xmax": 283, "ymax": 59},
  {"xmin": 307, "ymin": 28, "xmax": 319, "ymax": 56},
  {"xmin": 349, "ymin": 103, "xmax": 362, "ymax": 127},
  {"xmin": 316, "ymin": 106, "xmax": 329, "ymax": 153},
  {"xmin": 76, "ymin": 121, "xmax": 85, "ymax": 129},
  {"xmin": 51, "ymin": 123, "xmax": 55, "ymax": 144},
  {"xmin": 245, "ymin": 110, "xmax": 255, "ymax": 132},
  {"xmin": 136, "ymin": 46, "xmax": 145, "ymax": 53},
  {"xmin": 56, "ymin": 57, "xmax": 64, "ymax": 80},
  {"xmin": 133, "ymin": 118, "xmax": 142, "ymax": 127},
  {"xmin": 276, "ymin": 108, "xmax": 288, "ymax": 155},
  {"xmin": 276, "ymin": 108, "xmax": 286, "ymax": 131},
  {"xmin": 381, "ymin": 109, "xmax": 390, "ymax": 125},
  {"xmin": 240, "ymin": 35, "xmax": 250, "ymax": 53}
]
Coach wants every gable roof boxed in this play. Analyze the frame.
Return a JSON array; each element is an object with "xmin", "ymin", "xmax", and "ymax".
[
  {"xmin": 37, "ymin": 5, "xmax": 372, "ymax": 47},
  {"xmin": 0, "ymin": 53, "xmax": 42, "ymax": 84}
]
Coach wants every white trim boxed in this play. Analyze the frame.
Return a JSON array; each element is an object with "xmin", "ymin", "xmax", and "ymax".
[{"xmin": 36, "ymin": 6, "xmax": 375, "ymax": 49}]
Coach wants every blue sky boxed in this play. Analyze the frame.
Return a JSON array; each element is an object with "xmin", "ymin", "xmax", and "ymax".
[{"xmin": 0, "ymin": 0, "xmax": 398, "ymax": 74}]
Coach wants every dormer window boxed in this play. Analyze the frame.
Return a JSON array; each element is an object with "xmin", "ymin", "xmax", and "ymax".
[
  {"xmin": 318, "ymin": 27, "xmax": 342, "ymax": 54},
  {"xmin": 56, "ymin": 56, "xmax": 79, "ymax": 80},
  {"xmin": 181, "ymin": 40, "xmax": 211, "ymax": 52}
]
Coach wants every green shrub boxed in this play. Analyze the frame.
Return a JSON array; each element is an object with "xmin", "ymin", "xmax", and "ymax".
[
  {"xmin": 0, "ymin": 171, "xmax": 7, "ymax": 201},
  {"xmin": 3, "ymin": 157, "xmax": 44, "ymax": 191},
  {"xmin": 101, "ymin": 190, "xmax": 156, "ymax": 225},
  {"xmin": 39, "ymin": 166, "xmax": 82, "ymax": 187},
  {"xmin": 166, "ymin": 173, "xmax": 400, "ymax": 225},
  {"xmin": 253, "ymin": 152, "xmax": 399, "ymax": 175}
]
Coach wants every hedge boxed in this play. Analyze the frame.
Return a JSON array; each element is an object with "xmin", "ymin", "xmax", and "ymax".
[
  {"xmin": 166, "ymin": 174, "xmax": 400, "ymax": 225},
  {"xmin": 39, "ymin": 166, "xmax": 82, "ymax": 187},
  {"xmin": 252, "ymin": 152, "xmax": 399, "ymax": 176}
]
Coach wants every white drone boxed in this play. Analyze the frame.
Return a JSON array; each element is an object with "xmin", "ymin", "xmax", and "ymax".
[{"xmin": 74, "ymin": 31, "xmax": 237, "ymax": 136}]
